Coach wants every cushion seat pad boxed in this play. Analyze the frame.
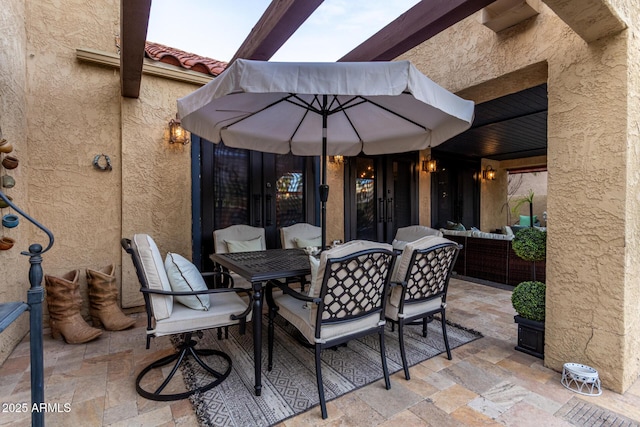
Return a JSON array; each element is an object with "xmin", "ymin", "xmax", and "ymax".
[
  {"xmin": 154, "ymin": 292, "xmax": 251, "ymax": 337},
  {"xmin": 274, "ymin": 292, "xmax": 384, "ymax": 344}
]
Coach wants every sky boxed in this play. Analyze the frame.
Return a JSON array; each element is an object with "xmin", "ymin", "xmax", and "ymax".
[{"xmin": 146, "ymin": 0, "xmax": 420, "ymax": 62}]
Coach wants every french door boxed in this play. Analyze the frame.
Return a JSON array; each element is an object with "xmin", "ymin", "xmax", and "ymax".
[
  {"xmin": 344, "ymin": 153, "xmax": 417, "ymax": 244},
  {"xmin": 193, "ymin": 137, "xmax": 316, "ymax": 270}
]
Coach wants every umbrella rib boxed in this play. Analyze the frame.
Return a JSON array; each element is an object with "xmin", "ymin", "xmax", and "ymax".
[
  {"xmin": 221, "ymin": 94, "xmax": 298, "ymax": 130},
  {"xmin": 333, "ymin": 96, "xmax": 364, "ymax": 144},
  {"xmin": 362, "ymin": 96, "xmax": 427, "ymax": 131}
]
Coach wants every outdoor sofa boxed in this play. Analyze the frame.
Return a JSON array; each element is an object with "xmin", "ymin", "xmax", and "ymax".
[{"xmin": 441, "ymin": 229, "xmax": 546, "ymax": 286}]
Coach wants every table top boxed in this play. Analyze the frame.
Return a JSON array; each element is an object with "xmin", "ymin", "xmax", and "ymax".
[{"xmin": 211, "ymin": 248, "xmax": 311, "ymax": 283}]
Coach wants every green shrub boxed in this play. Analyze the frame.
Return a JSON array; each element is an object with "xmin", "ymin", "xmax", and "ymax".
[
  {"xmin": 512, "ymin": 227, "xmax": 546, "ymax": 262},
  {"xmin": 511, "ymin": 281, "xmax": 546, "ymax": 322}
]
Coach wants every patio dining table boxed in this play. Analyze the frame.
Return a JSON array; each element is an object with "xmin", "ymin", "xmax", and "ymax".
[{"xmin": 210, "ymin": 248, "xmax": 311, "ymax": 396}]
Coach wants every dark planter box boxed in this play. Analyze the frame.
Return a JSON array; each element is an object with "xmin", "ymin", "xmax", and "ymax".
[{"xmin": 514, "ymin": 315, "xmax": 544, "ymax": 359}]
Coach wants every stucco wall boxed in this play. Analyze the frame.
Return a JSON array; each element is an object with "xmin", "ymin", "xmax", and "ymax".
[
  {"xmin": 402, "ymin": 1, "xmax": 638, "ymax": 391},
  {"xmin": 481, "ymin": 156, "xmax": 547, "ymax": 232},
  {"xmin": 121, "ymin": 78, "xmax": 198, "ymax": 307},
  {"xmin": 0, "ymin": 0, "xmax": 31, "ymax": 364}
]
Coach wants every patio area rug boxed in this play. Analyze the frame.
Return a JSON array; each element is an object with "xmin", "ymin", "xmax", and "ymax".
[{"xmin": 179, "ymin": 315, "xmax": 482, "ymax": 427}]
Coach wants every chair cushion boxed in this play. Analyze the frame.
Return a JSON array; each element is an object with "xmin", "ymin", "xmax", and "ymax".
[
  {"xmin": 304, "ymin": 255, "xmax": 320, "ymax": 309},
  {"xmin": 385, "ymin": 294, "xmax": 443, "ymax": 321},
  {"xmin": 275, "ymin": 292, "xmax": 384, "ymax": 344},
  {"xmin": 394, "ymin": 225, "xmax": 443, "ymax": 243},
  {"xmin": 294, "ymin": 236, "xmax": 322, "ymax": 248},
  {"xmin": 132, "ymin": 234, "xmax": 173, "ymax": 320},
  {"xmin": 280, "ymin": 223, "xmax": 322, "ymax": 249},
  {"xmin": 519, "ymin": 215, "xmax": 538, "ymax": 227},
  {"xmin": 165, "ymin": 253, "xmax": 210, "ymax": 311},
  {"xmin": 390, "ymin": 236, "xmax": 453, "ymax": 308},
  {"xmin": 154, "ymin": 292, "xmax": 251, "ymax": 337},
  {"xmin": 213, "ymin": 225, "xmax": 265, "ymax": 254},
  {"xmin": 226, "ymin": 236, "xmax": 264, "ymax": 253}
]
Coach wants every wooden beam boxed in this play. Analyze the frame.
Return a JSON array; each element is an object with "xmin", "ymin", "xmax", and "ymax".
[
  {"xmin": 230, "ymin": 0, "xmax": 323, "ymax": 64},
  {"xmin": 120, "ymin": 0, "xmax": 152, "ymax": 98},
  {"xmin": 339, "ymin": 0, "xmax": 495, "ymax": 62}
]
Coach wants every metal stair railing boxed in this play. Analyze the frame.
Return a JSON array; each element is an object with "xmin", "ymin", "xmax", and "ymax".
[{"xmin": 0, "ymin": 190, "xmax": 54, "ymax": 427}]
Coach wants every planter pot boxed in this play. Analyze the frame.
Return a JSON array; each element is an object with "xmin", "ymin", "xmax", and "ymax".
[
  {"xmin": 0, "ymin": 139, "xmax": 13, "ymax": 154},
  {"xmin": 2, "ymin": 214, "xmax": 19, "ymax": 228},
  {"xmin": 0, "ymin": 236, "xmax": 14, "ymax": 250},
  {"xmin": 2, "ymin": 155, "xmax": 18, "ymax": 169},
  {"xmin": 514, "ymin": 315, "xmax": 544, "ymax": 359},
  {"xmin": 2, "ymin": 175, "xmax": 15, "ymax": 188},
  {"xmin": 0, "ymin": 195, "xmax": 13, "ymax": 209}
]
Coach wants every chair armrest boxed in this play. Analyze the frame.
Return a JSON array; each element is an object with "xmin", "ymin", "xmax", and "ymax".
[
  {"xmin": 140, "ymin": 287, "xmax": 250, "ymax": 297},
  {"xmin": 268, "ymin": 279, "xmax": 321, "ymax": 304},
  {"xmin": 201, "ymin": 271, "xmax": 235, "ymax": 287},
  {"xmin": 389, "ymin": 280, "xmax": 406, "ymax": 288}
]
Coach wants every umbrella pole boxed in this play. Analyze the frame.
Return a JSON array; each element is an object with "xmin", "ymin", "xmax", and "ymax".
[{"xmin": 319, "ymin": 95, "xmax": 329, "ymax": 251}]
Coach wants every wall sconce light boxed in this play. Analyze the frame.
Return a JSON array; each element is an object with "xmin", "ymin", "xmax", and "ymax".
[
  {"xmin": 329, "ymin": 155, "xmax": 346, "ymax": 164},
  {"xmin": 421, "ymin": 157, "xmax": 437, "ymax": 173},
  {"xmin": 482, "ymin": 165, "xmax": 496, "ymax": 180},
  {"xmin": 169, "ymin": 116, "xmax": 189, "ymax": 145}
]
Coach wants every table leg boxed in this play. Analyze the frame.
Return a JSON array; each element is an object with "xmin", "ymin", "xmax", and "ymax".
[{"xmin": 252, "ymin": 281, "xmax": 262, "ymax": 396}]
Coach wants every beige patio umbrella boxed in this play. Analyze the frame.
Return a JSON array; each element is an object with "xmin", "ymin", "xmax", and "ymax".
[{"xmin": 178, "ymin": 59, "xmax": 474, "ymax": 249}]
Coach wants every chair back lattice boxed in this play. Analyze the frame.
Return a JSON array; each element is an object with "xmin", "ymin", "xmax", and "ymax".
[
  {"xmin": 315, "ymin": 249, "xmax": 395, "ymax": 327},
  {"xmin": 402, "ymin": 243, "xmax": 460, "ymax": 306}
]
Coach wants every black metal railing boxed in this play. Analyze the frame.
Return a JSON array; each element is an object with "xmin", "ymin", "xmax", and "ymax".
[{"xmin": 0, "ymin": 190, "xmax": 54, "ymax": 427}]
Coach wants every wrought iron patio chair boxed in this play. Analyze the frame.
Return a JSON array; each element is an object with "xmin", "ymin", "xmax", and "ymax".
[
  {"xmin": 266, "ymin": 240, "xmax": 396, "ymax": 419},
  {"xmin": 212, "ymin": 224, "xmax": 266, "ymax": 288},
  {"xmin": 122, "ymin": 234, "xmax": 251, "ymax": 401},
  {"xmin": 386, "ymin": 236, "xmax": 461, "ymax": 380},
  {"xmin": 392, "ymin": 225, "xmax": 443, "ymax": 251},
  {"xmin": 280, "ymin": 222, "xmax": 321, "ymax": 291}
]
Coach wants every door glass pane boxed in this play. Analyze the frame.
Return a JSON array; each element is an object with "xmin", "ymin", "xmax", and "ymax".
[
  {"xmin": 275, "ymin": 155, "xmax": 305, "ymax": 228},
  {"xmin": 356, "ymin": 157, "xmax": 375, "ymax": 240},
  {"xmin": 213, "ymin": 143, "xmax": 249, "ymax": 228}
]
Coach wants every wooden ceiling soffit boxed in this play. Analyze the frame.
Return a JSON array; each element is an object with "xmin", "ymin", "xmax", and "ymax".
[
  {"xmin": 120, "ymin": 0, "xmax": 152, "ymax": 98},
  {"xmin": 230, "ymin": 0, "xmax": 323, "ymax": 64},
  {"xmin": 340, "ymin": 0, "xmax": 496, "ymax": 62}
]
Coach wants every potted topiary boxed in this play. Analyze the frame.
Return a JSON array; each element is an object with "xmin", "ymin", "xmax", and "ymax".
[
  {"xmin": 511, "ymin": 226, "xmax": 547, "ymax": 358},
  {"xmin": 511, "ymin": 280, "xmax": 546, "ymax": 358}
]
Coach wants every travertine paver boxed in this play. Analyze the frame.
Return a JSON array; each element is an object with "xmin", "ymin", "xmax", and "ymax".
[{"xmin": 1, "ymin": 278, "xmax": 639, "ymax": 426}]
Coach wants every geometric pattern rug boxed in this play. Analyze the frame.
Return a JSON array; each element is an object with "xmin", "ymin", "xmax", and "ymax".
[{"xmin": 179, "ymin": 315, "xmax": 482, "ymax": 427}]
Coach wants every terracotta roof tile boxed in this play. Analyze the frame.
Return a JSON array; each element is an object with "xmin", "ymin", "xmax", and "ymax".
[{"xmin": 145, "ymin": 41, "xmax": 228, "ymax": 76}]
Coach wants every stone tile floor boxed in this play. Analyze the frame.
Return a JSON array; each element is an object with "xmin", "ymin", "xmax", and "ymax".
[{"xmin": 1, "ymin": 278, "xmax": 639, "ymax": 426}]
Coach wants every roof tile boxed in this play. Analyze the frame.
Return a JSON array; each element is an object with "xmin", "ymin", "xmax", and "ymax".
[{"xmin": 144, "ymin": 41, "xmax": 228, "ymax": 76}]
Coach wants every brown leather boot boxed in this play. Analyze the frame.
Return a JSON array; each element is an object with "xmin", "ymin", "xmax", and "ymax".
[
  {"xmin": 45, "ymin": 270, "xmax": 102, "ymax": 344},
  {"xmin": 87, "ymin": 264, "xmax": 135, "ymax": 331}
]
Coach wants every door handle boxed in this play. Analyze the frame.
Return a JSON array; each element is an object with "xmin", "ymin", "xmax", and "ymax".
[
  {"xmin": 253, "ymin": 194, "xmax": 262, "ymax": 226},
  {"xmin": 386, "ymin": 198, "xmax": 393, "ymax": 223},
  {"xmin": 378, "ymin": 198, "xmax": 385, "ymax": 223}
]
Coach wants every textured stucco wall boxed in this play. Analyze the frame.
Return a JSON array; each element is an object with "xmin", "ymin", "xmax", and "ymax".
[
  {"xmin": 0, "ymin": 0, "xmax": 31, "ymax": 365},
  {"xmin": 481, "ymin": 156, "xmax": 548, "ymax": 232},
  {"xmin": 402, "ymin": 1, "xmax": 638, "ymax": 391},
  {"xmin": 121, "ymin": 77, "xmax": 198, "ymax": 307},
  {"xmin": 25, "ymin": 0, "xmax": 121, "ymax": 325}
]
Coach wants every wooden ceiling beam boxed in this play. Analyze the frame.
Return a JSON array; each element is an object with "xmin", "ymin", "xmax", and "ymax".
[
  {"xmin": 229, "ymin": 0, "xmax": 323, "ymax": 64},
  {"xmin": 120, "ymin": 0, "xmax": 152, "ymax": 98},
  {"xmin": 339, "ymin": 0, "xmax": 495, "ymax": 62}
]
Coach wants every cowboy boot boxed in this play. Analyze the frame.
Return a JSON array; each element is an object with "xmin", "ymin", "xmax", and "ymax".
[
  {"xmin": 87, "ymin": 264, "xmax": 135, "ymax": 331},
  {"xmin": 45, "ymin": 270, "xmax": 102, "ymax": 344}
]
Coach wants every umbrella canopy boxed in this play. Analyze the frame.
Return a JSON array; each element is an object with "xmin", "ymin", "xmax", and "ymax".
[{"xmin": 178, "ymin": 59, "xmax": 475, "ymax": 249}]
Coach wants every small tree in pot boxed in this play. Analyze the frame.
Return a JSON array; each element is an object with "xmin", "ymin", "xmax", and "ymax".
[{"xmin": 511, "ymin": 227, "xmax": 547, "ymax": 358}]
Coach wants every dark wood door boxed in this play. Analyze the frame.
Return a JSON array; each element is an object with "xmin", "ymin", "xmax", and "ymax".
[
  {"xmin": 345, "ymin": 153, "xmax": 416, "ymax": 243},
  {"xmin": 430, "ymin": 155, "xmax": 480, "ymax": 230},
  {"xmin": 193, "ymin": 137, "xmax": 315, "ymax": 270}
]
